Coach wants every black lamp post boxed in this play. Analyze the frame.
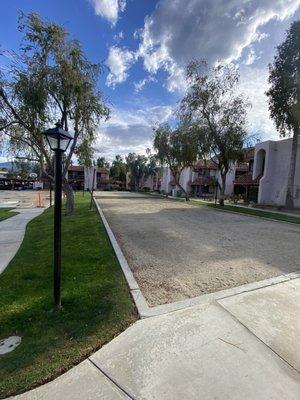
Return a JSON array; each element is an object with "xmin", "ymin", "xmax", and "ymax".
[{"xmin": 43, "ymin": 122, "xmax": 73, "ymax": 310}]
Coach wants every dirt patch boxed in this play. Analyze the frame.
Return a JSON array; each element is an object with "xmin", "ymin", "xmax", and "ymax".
[
  {"xmin": 96, "ymin": 192, "xmax": 300, "ymax": 307},
  {"xmin": 0, "ymin": 190, "xmax": 50, "ymax": 208}
]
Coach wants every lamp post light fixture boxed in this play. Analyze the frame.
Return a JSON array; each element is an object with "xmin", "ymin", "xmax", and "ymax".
[{"xmin": 43, "ymin": 122, "xmax": 73, "ymax": 311}]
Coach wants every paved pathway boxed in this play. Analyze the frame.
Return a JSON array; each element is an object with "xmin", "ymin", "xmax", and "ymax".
[
  {"xmin": 9, "ymin": 277, "xmax": 300, "ymax": 399},
  {"xmin": 0, "ymin": 208, "xmax": 44, "ymax": 274}
]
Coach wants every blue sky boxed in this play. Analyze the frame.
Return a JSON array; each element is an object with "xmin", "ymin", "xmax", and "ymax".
[{"xmin": 1, "ymin": 0, "xmax": 300, "ymax": 161}]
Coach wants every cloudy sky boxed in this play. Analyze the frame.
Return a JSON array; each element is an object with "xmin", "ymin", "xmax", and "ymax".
[{"xmin": 1, "ymin": 0, "xmax": 300, "ymax": 162}]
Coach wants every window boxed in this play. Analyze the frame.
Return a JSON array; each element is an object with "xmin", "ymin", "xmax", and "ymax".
[{"xmin": 249, "ymin": 159, "xmax": 254, "ymax": 172}]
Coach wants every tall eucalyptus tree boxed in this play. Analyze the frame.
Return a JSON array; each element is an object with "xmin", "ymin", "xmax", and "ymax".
[{"xmin": 0, "ymin": 13, "xmax": 109, "ymax": 214}]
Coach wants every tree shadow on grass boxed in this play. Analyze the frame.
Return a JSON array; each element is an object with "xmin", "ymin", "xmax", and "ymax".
[{"xmin": 0, "ymin": 280, "xmax": 134, "ymax": 398}]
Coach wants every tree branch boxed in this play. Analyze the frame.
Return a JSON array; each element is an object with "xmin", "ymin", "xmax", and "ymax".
[
  {"xmin": 0, "ymin": 88, "xmax": 31, "ymax": 132},
  {"xmin": 63, "ymin": 125, "xmax": 80, "ymax": 176},
  {"xmin": 0, "ymin": 120, "xmax": 18, "ymax": 132}
]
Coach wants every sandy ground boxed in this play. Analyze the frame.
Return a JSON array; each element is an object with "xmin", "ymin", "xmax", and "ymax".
[
  {"xmin": 0, "ymin": 190, "xmax": 50, "ymax": 208},
  {"xmin": 95, "ymin": 192, "xmax": 300, "ymax": 307}
]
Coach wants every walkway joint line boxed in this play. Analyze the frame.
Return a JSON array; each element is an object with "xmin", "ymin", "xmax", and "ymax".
[
  {"xmin": 215, "ymin": 300, "xmax": 300, "ymax": 374},
  {"xmin": 88, "ymin": 358, "xmax": 136, "ymax": 400}
]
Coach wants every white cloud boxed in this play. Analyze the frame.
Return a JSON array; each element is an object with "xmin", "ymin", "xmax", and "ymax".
[
  {"xmin": 239, "ymin": 67, "xmax": 277, "ymax": 140},
  {"xmin": 90, "ymin": 0, "xmax": 126, "ymax": 25},
  {"xmin": 134, "ymin": 78, "xmax": 147, "ymax": 93},
  {"xmin": 105, "ymin": 1, "xmax": 300, "ymax": 92},
  {"xmin": 133, "ymin": 75, "xmax": 156, "ymax": 93},
  {"xmin": 102, "ymin": 0, "xmax": 300, "ymax": 144},
  {"xmin": 113, "ymin": 31, "xmax": 124, "ymax": 41},
  {"xmin": 244, "ymin": 48, "xmax": 258, "ymax": 65},
  {"xmin": 106, "ymin": 46, "xmax": 135, "ymax": 87},
  {"xmin": 95, "ymin": 105, "xmax": 173, "ymax": 159},
  {"xmin": 253, "ymin": 31, "xmax": 270, "ymax": 42},
  {"xmin": 139, "ymin": 105, "xmax": 173, "ymax": 124},
  {"xmin": 165, "ymin": 62, "xmax": 186, "ymax": 93},
  {"xmin": 136, "ymin": 0, "xmax": 300, "ymax": 92}
]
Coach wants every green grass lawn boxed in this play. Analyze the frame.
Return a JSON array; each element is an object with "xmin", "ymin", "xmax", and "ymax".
[
  {"xmin": 203, "ymin": 203, "xmax": 300, "ymax": 224},
  {"xmin": 0, "ymin": 194, "xmax": 137, "ymax": 399},
  {"xmin": 0, "ymin": 208, "xmax": 18, "ymax": 222}
]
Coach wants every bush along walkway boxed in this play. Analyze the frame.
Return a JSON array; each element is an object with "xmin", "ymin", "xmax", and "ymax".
[{"xmin": 0, "ymin": 194, "xmax": 137, "ymax": 399}]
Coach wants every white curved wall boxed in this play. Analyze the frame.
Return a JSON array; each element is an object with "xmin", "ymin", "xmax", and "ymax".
[{"xmin": 254, "ymin": 138, "xmax": 300, "ymax": 207}]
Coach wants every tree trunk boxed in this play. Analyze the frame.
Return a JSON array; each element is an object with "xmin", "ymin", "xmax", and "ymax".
[
  {"xmin": 138, "ymin": 173, "xmax": 149, "ymax": 191},
  {"xmin": 285, "ymin": 128, "xmax": 299, "ymax": 209},
  {"xmin": 63, "ymin": 180, "xmax": 74, "ymax": 215},
  {"xmin": 176, "ymin": 181, "xmax": 190, "ymax": 201},
  {"xmin": 219, "ymin": 173, "xmax": 226, "ymax": 206}
]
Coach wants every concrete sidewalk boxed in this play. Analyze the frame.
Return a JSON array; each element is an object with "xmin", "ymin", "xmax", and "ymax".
[
  {"xmin": 10, "ymin": 277, "xmax": 300, "ymax": 400},
  {"xmin": 0, "ymin": 208, "xmax": 44, "ymax": 274}
]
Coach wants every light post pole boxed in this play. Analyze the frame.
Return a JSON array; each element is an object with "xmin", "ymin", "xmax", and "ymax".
[{"xmin": 43, "ymin": 122, "xmax": 73, "ymax": 311}]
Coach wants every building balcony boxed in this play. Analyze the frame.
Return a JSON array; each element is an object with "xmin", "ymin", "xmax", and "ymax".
[
  {"xmin": 233, "ymin": 173, "xmax": 261, "ymax": 186},
  {"xmin": 188, "ymin": 176, "xmax": 215, "ymax": 186},
  {"xmin": 98, "ymin": 177, "xmax": 109, "ymax": 184}
]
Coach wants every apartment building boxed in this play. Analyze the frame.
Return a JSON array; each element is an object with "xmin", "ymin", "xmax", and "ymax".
[
  {"xmin": 161, "ymin": 160, "xmax": 235, "ymax": 198},
  {"xmin": 67, "ymin": 165, "xmax": 109, "ymax": 190},
  {"xmin": 126, "ymin": 171, "xmax": 161, "ymax": 191},
  {"xmin": 233, "ymin": 148, "xmax": 260, "ymax": 202},
  {"xmin": 161, "ymin": 137, "xmax": 300, "ymax": 207}
]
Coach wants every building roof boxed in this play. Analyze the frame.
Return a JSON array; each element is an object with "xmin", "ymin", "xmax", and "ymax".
[
  {"xmin": 234, "ymin": 173, "xmax": 260, "ymax": 186},
  {"xmin": 235, "ymin": 163, "xmax": 249, "ymax": 172},
  {"xmin": 96, "ymin": 167, "xmax": 109, "ymax": 173},
  {"xmin": 67, "ymin": 165, "xmax": 109, "ymax": 173},
  {"xmin": 191, "ymin": 148, "xmax": 254, "ymax": 173},
  {"xmin": 68, "ymin": 165, "xmax": 84, "ymax": 172},
  {"xmin": 194, "ymin": 159, "xmax": 218, "ymax": 170}
]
